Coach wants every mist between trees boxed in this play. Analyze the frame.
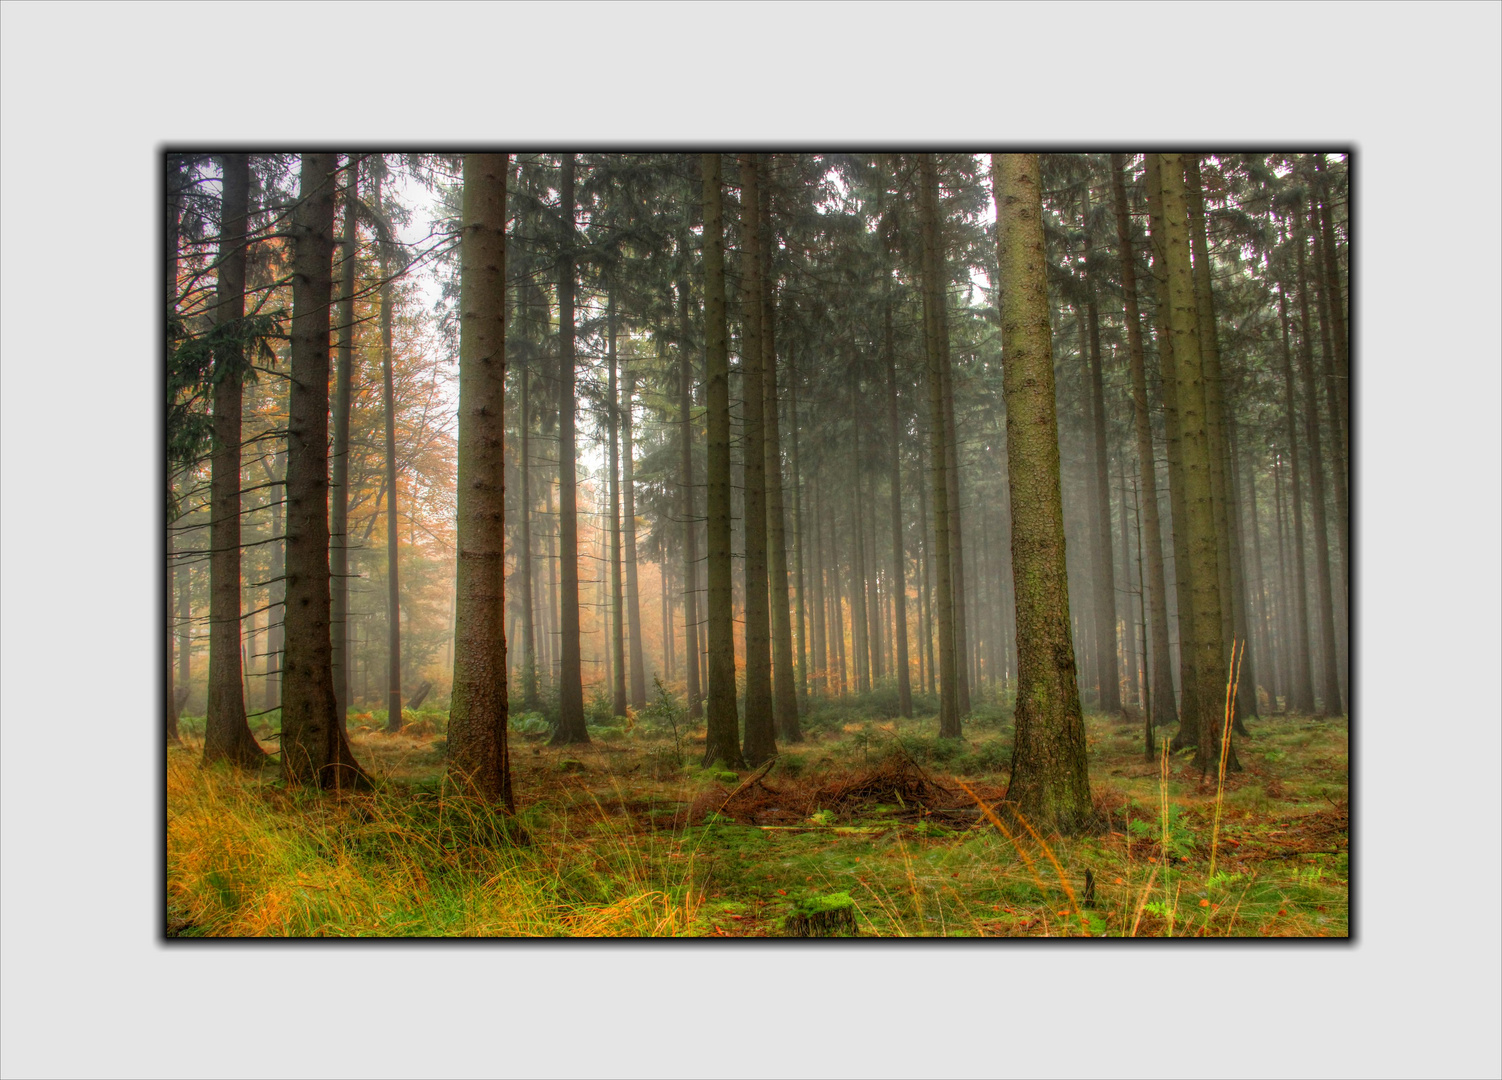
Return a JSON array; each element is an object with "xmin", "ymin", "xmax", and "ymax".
[{"xmin": 167, "ymin": 151, "xmax": 1349, "ymax": 833}]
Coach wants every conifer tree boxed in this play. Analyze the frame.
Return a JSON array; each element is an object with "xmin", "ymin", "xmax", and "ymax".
[
  {"xmin": 280, "ymin": 152, "xmax": 369, "ymax": 789},
  {"xmin": 447, "ymin": 152, "xmax": 514, "ymax": 806},
  {"xmin": 993, "ymin": 152, "xmax": 1094, "ymax": 833},
  {"xmin": 204, "ymin": 152, "xmax": 265, "ymax": 768},
  {"xmin": 701, "ymin": 153, "xmax": 744, "ymax": 769}
]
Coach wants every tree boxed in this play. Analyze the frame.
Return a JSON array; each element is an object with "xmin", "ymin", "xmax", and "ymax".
[
  {"xmin": 760, "ymin": 156, "xmax": 800, "ymax": 742},
  {"xmin": 1109, "ymin": 153, "xmax": 1178, "ymax": 735},
  {"xmin": 330, "ymin": 155, "xmax": 359, "ymax": 726},
  {"xmin": 1157, "ymin": 154, "xmax": 1236, "ymax": 775},
  {"xmin": 1080, "ymin": 179, "xmax": 1121, "ymax": 714},
  {"xmin": 203, "ymin": 152, "xmax": 266, "ymax": 768},
  {"xmin": 447, "ymin": 152, "xmax": 514, "ymax": 807},
  {"xmin": 551, "ymin": 154, "xmax": 589, "ymax": 745},
  {"xmin": 993, "ymin": 152, "xmax": 1094, "ymax": 834},
  {"xmin": 279, "ymin": 152, "xmax": 370, "ymax": 789},
  {"xmin": 917, "ymin": 153, "xmax": 960, "ymax": 738},
  {"xmin": 701, "ymin": 153, "xmax": 745, "ymax": 769}
]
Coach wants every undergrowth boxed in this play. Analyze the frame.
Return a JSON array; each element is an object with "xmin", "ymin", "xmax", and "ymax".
[{"xmin": 167, "ymin": 694, "xmax": 1348, "ymax": 938}]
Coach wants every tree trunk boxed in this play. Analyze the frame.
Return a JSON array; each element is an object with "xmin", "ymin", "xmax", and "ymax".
[
  {"xmin": 1296, "ymin": 219, "xmax": 1344, "ymax": 716},
  {"xmin": 916, "ymin": 420, "xmax": 936, "ymax": 698},
  {"xmin": 1158, "ymin": 154, "xmax": 1236, "ymax": 776},
  {"xmin": 623, "ymin": 363, "xmax": 646, "ymax": 711},
  {"xmin": 280, "ymin": 153, "xmax": 369, "ymax": 789},
  {"xmin": 518, "ymin": 285, "xmax": 540, "ymax": 711},
  {"xmin": 330, "ymin": 156, "xmax": 359, "ymax": 729},
  {"xmin": 1309, "ymin": 193, "xmax": 1349, "ymax": 696},
  {"xmin": 167, "ymin": 158, "xmax": 185, "ymax": 745},
  {"xmin": 810, "ymin": 470, "xmax": 828, "ymax": 697},
  {"xmin": 368, "ymin": 167, "xmax": 404, "ymax": 734},
  {"xmin": 918, "ymin": 154, "xmax": 960, "ymax": 737},
  {"xmin": 849, "ymin": 376, "xmax": 871, "ymax": 695},
  {"xmin": 738, "ymin": 155, "xmax": 776, "ymax": 766},
  {"xmin": 447, "ymin": 152, "xmax": 514, "ymax": 807},
  {"xmin": 1081, "ymin": 182, "xmax": 1121, "ymax": 715},
  {"xmin": 789, "ymin": 364, "xmax": 810, "ymax": 708},
  {"xmin": 885, "ymin": 284, "xmax": 913, "ymax": 717},
  {"xmin": 1184, "ymin": 156, "xmax": 1254, "ymax": 728},
  {"xmin": 606, "ymin": 291, "xmax": 628, "ymax": 718},
  {"xmin": 676, "ymin": 270, "xmax": 703, "ymax": 720},
  {"xmin": 993, "ymin": 153, "xmax": 1094, "ymax": 834},
  {"xmin": 701, "ymin": 153, "xmax": 744, "ymax": 769},
  {"xmin": 1110, "ymin": 153, "xmax": 1178, "ymax": 729},
  {"xmin": 1118, "ymin": 464, "xmax": 1140, "ymax": 710},
  {"xmin": 1277, "ymin": 270, "xmax": 1316, "ymax": 713},
  {"xmin": 759, "ymin": 158, "xmax": 799, "ymax": 741},
  {"xmin": 551, "ymin": 154, "xmax": 589, "ymax": 745},
  {"xmin": 204, "ymin": 152, "xmax": 265, "ymax": 768},
  {"xmin": 1144, "ymin": 154, "xmax": 1197, "ymax": 737}
]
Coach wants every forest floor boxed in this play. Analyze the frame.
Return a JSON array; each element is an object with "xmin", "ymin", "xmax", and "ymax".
[{"xmin": 166, "ymin": 698, "xmax": 1349, "ymax": 938}]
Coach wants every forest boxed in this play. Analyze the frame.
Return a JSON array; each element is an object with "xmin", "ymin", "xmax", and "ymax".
[{"xmin": 164, "ymin": 150, "xmax": 1350, "ymax": 939}]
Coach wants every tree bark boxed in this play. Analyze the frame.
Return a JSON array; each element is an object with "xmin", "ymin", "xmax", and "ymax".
[
  {"xmin": 885, "ymin": 281, "xmax": 912, "ymax": 717},
  {"xmin": 738, "ymin": 155, "xmax": 775, "ymax": 766},
  {"xmin": 623, "ymin": 362, "xmax": 646, "ymax": 710},
  {"xmin": 607, "ymin": 291, "xmax": 628, "ymax": 718},
  {"xmin": 1081, "ymin": 181, "xmax": 1121, "ymax": 714},
  {"xmin": 789, "ymin": 362, "xmax": 810, "ymax": 709},
  {"xmin": 1110, "ymin": 154, "xmax": 1178, "ymax": 729},
  {"xmin": 759, "ymin": 158, "xmax": 799, "ymax": 741},
  {"xmin": 1295, "ymin": 219, "xmax": 1344, "ymax": 716},
  {"xmin": 204, "ymin": 152, "xmax": 265, "ymax": 768},
  {"xmin": 518, "ymin": 283, "xmax": 540, "ymax": 710},
  {"xmin": 676, "ymin": 269, "xmax": 703, "ymax": 719},
  {"xmin": 1158, "ymin": 154, "xmax": 1235, "ymax": 775},
  {"xmin": 993, "ymin": 153, "xmax": 1094, "ymax": 834},
  {"xmin": 1277, "ymin": 266, "xmax": 1316, "ymax": 713},
  {"xmin": 918, "ymin": 154, "xmax": 960, "ymax": 737},
  {"xmin": 551, "ymin": 154, "xmax": 589, "ymax": 745},
  {"xmin": 330, "ymin": 156, "xmax": 358, "ymax": 728},
  {"xmin": 1184, "ymin": 156, "xmax": 1255, "ymax": 727},
  {"xmin": 701, "ymin": 153, "xmax": 744, "ymax": 768},
  {"xmin": 280, "ymin": 153, "xmax": 369, "ymax": 789},
  {"xmin": 447, "ymin": 152, "xmax": 514, "ymax": 807},
  {"xmin": 1144, "ymin": 154, "xmax": 1197, "ymax": 737}
]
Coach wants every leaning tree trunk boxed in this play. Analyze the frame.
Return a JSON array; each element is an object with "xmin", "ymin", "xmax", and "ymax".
[
  {"xmin": 551, "ymin": 154, "xmax": 589, "ymax": 745},
  {"xmin": 1110, "ymin": 153, "xmax": 1178, "ymax": 730},
  {"xmin": 447, "ymin": 152, "xmax": 514, "ymax": 808},
  {"xmin": 738, "ymin": 154, "xmax": 776, "ymax": 767},
  {"xmin": 1158, "ymin": 154, "xmax": 1236, "ymax": 776},
  {"xmin": 204, "ymin": 152, "xmax": 266, "ymax": 769},
  {"xmin": 701, "ymin": 153, "xmax": 745, "ymax": 769},
  {"xmin": 993, "ymin": 153, "xmax": 1094, "ymax": 835},
  {"xmin": 918, "ymin": 153, "xmax": 960, "ymax": 737},
  {"xmin": 330, "ymin": 155, "xmax": 359, "ymax": 727},
  {"xmin": 280, "ymin": 152, "xmax": 369, "ymax": 790}
]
